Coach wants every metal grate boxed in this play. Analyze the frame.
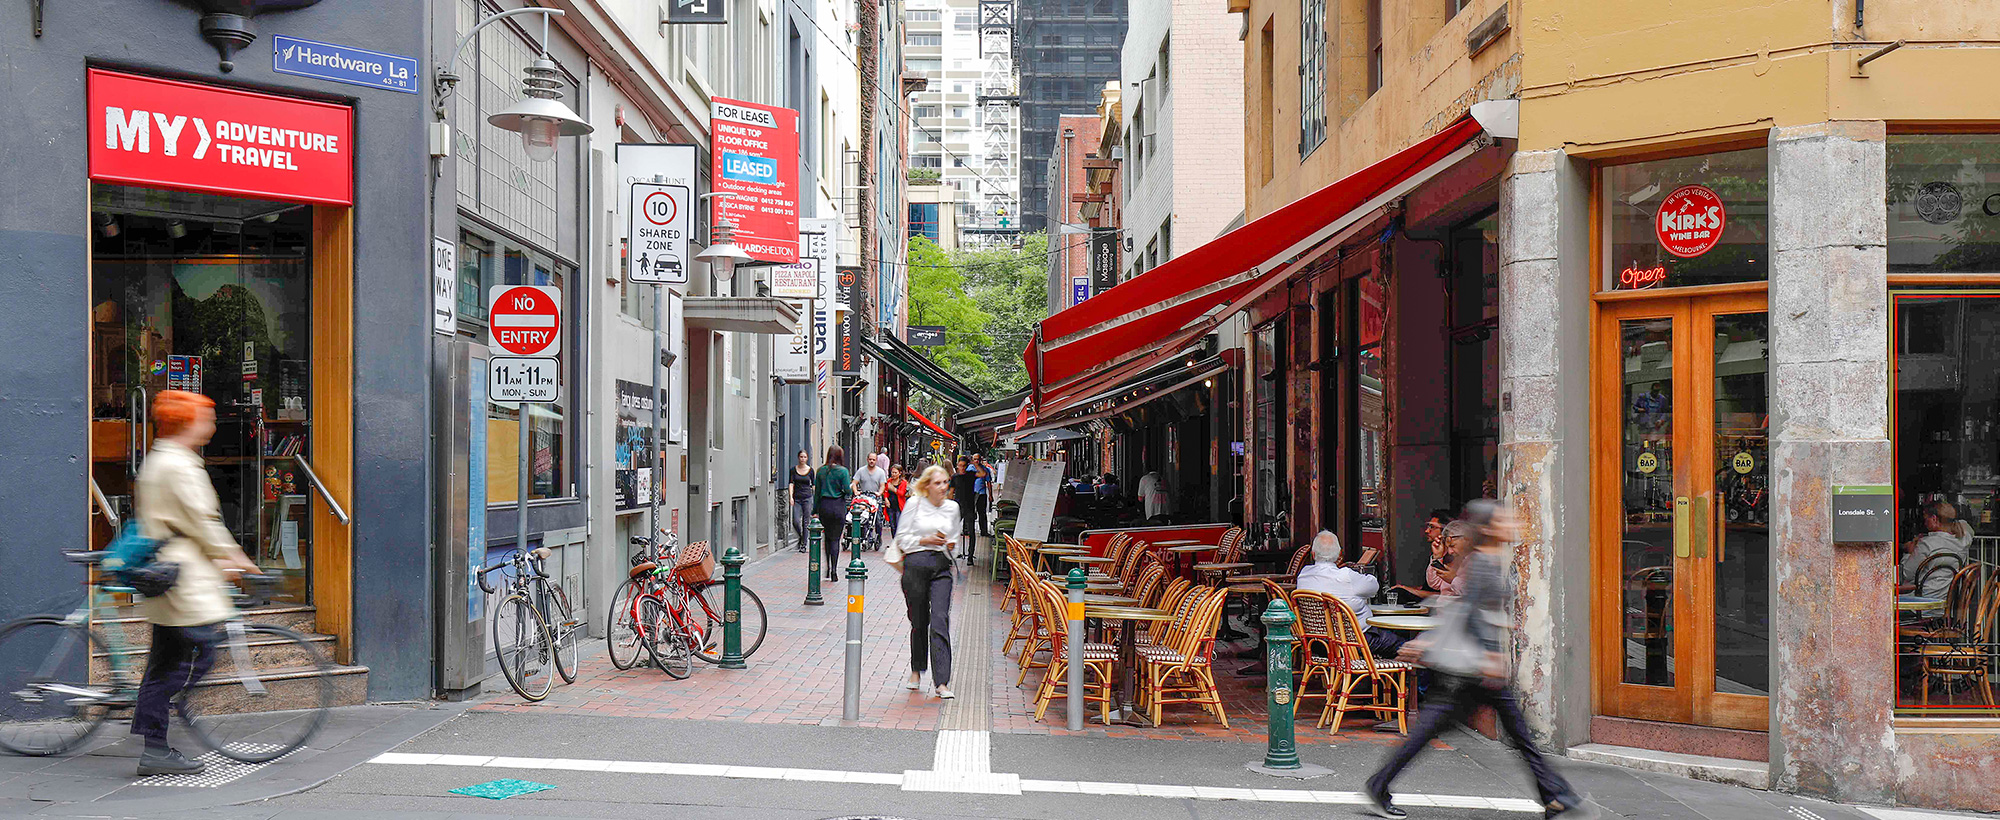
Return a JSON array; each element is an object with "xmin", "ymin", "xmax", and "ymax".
[{"xmin": 137, "ymin": 744, "xmax": 291, "ymax": 788}]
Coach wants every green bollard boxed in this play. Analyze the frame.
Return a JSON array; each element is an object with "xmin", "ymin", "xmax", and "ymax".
[
  {"xmin": 1246, "ymin": 598, "xmax": 1327, "ymax": 777},
  {"xmin": 804, "ymin": 517, "xmax": 825, "ymax": 606},
  {"xmin": 719, "ymin": 544, "xmax": 747, "ymax": 669},
  {"xmin": 849, "ymin": 512, "xmax": 865, "ymax": 562}
]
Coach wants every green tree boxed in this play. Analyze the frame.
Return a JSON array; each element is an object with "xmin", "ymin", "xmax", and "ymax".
[
  {"xmin": 903, "ymin": 233, "xmax": 1052, "ymax": 401},
  {"xmin": 906, "ymin": 236, "xmax": 993, "ymax": 391}
]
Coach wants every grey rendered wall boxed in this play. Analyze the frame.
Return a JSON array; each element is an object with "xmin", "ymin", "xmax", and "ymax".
[{"xmin": 0, "ymin": 0, "xmax": 433, "ymax": 699}]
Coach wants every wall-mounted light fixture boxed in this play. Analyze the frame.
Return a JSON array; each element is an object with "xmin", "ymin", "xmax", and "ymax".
[{"xmin": 433, "ymin": 8, "xmax": 592, "ymax": 162}]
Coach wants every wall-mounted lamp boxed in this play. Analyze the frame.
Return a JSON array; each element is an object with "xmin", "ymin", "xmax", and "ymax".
[{"xmin": 434, "ymin": 8, "xmax": 593, "ymax": 162}]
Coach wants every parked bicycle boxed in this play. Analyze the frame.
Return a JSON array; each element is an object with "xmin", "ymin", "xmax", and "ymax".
[
  {"xmin": 0, "ymin": 553, "xmax": 333, "ymax": 762},
  {"xmin": 477, "ymin": 547, "xmax": 582, "ymax": 702},
  {"xmin": 607, "ymin": 531, "xmax": 768, "ymax": 675}
]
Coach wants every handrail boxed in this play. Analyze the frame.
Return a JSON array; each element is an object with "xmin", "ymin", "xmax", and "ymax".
[
  {"xmin": 292, "ymin": 454, "xmax": 350, "ymax": 525},
  {"xmin": 89, "ymin": 478, "xmax": 120, "ymax": 529}
]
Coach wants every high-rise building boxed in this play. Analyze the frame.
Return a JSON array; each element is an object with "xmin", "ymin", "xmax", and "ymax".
[
  {"xmin": 1014, "ymin": 0, "xmax": 1126, "ymax": 234},
  {"xmin": 905, "ymin": 0, "xmax": 1017, "ymax": 249}
]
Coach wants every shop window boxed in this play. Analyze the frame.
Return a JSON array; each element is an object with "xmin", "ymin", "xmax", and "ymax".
[
  {"xmin": 1254, "ymin": 321, "xmax": 1288, "ymax": 520},
  {"xmin": 459, "ymin": 233, "xmax": 494, "ymax": 324},
  {"xmin": 1889, "ymin": 135, "xmax": 2000, "ymax": 272},
  {"xmin": 472, "ymin": 232, "xmax": 574, "ymax": 503},
  {"xmin": 1892, "ymin": 292, "xmax": 2000, "ymax": 718},
  {"xmin": 1358, "ymin": 273, "xmax": 1387, "ymax": 533},
  {"xmin": 1601, "ymin": 147, "xmax": 1768, "ymax": 291}
]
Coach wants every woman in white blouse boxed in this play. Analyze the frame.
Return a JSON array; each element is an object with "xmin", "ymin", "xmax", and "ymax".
[{"xmin": 894, "ymin": 465, "xmax": 962, "ymax": 698}]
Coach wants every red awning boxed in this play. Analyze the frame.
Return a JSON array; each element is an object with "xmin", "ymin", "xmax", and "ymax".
[
  {"xmin": 1027, "ymin": 116, "xmax": 1485, "ymax": 395},
  {"xmin": 907, "ymin": 406, "xmax": 956, "ymax": 441}
]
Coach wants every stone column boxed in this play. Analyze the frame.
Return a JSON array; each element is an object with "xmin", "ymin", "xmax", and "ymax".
[
  {"xmin": 1497, "ymin": 148, "xmax": 1595, "ymax": 747},
  {"xmin": 1766, "ymin": 121, "xmax": 1894, "ymax": 802}
]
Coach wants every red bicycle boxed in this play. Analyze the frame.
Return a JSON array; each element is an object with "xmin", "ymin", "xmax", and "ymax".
[{"xmin": 606, "ymin": 532, "xmax": 768, "ymax": 676}]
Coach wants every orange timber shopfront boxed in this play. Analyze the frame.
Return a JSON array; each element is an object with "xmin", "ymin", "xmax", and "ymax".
[
  {"xmin": 4, "ymin": 0, "xmax": 433, "ymax": 702},
  {"xmin": 1502, "ymin": 128, "xmax": 2000, "ymax": 809}
]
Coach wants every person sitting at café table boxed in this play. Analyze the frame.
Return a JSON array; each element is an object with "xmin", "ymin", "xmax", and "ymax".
[
  {"xmin": 1296, "ymin": 530, "xmax": 1406, "ymax": 658},
  {"xmin": 1899, "ymin": 500, "xmax": 1968, "ymax": 599},
  {"xmin": 1394, "ymin": 514, "xmax": 1467, "ymax": 601}
]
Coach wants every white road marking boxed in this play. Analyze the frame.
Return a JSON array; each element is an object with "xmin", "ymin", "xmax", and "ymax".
[
  {"xmin": 1860, "ymin": 809, "xmax": 1983, "ymax": 820},
  {"xmin": 368, "ymin": 752, "xmax": 1544, "ymax": 811}
]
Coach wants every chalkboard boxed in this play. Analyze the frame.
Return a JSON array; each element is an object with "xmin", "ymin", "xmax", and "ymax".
[{"xmin": 1012, "ymin": 459, "xmax": 1068, "ymax": 543}]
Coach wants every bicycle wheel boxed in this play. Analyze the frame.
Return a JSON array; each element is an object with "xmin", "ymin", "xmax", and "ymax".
[
  {"xmin": 493, "ymin": 594, "xmax": 556, "ymax": 701},
  {"xmin": 693, "ymin": 584, "xmax": 768, "ymax": 662},
  {"xmin": 542, "ymin": 581, "xmax": 581, "ymax": 684},
  {"xmin": 178, "ymin": 623, "xmax": 333, "ymax": 763},
  {"xmin": 606, "ymin": 578, "xmax": 647, "ymax": 671},
  {"xmin": 637, "ymin": 598, "xmax": 692, "ymax": 680},
  {"xmin": 0, "ymin": 617, "xmax": 114, "ymax": 756}
]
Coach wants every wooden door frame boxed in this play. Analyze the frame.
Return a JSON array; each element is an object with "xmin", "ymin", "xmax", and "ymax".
[
  {"xmin": 1591, "ymin": 289, "xmax": 1769, "ymax": 731},
  {"xmin": 310, "ymin": 206, "xmax": 354, "ymax": 663}
]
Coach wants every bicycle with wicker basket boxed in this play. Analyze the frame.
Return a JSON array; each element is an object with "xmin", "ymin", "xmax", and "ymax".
[{"xmin": 606, "ymin": 531, "xmax": 768, "ymax": 678}]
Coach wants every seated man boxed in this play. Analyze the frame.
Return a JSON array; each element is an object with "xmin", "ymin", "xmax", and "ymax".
[
  {"xmin": 1900, "ymin": 500, "xmax": 1968, "ymax": 598},
  {"xmin": 1295, "ymin": 530, "xmax": 1405, "ymax": 658}
]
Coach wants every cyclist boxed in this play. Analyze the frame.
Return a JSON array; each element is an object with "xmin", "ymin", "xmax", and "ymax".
[{"xmin": 133, "ymin": 390, "xmax": 259, "ymax": 776}]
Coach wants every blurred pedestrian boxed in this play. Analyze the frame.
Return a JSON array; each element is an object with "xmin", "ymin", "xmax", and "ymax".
[
  {"xmin": 814, "ymin": 446, "xmax": 852, "ymax": 581},
  {"xmin": 892, "ymin": 465, "xmax": 962, "ymax": 698},
  {"xmin": 1363, "ymin": 499, "xmax": 1595, "ymax": 819},
  {"xmin": 132, "ymin": 390, "xmax": 259, "ymax": 776},
  {"xmin": 950, "ymin": 456, "xmax": 978, "ymax": 562},
  {"xmin": 788, "ymin": 450, "xmax": 814, "ymax": 553}
]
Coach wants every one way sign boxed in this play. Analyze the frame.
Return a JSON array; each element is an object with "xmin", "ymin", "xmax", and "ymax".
[{"xmin": 489, "ymin": 286, "xmax": 562, "ymax": 358}]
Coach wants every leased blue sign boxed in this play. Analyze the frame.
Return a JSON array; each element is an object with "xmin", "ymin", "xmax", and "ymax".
[
  {"xmin": 720, "ymin": 152, "xmax": 778, "ymax": 184},
  {"xmin": 272, "ymin": 35, "xmax": 418, "ymax": 94}
]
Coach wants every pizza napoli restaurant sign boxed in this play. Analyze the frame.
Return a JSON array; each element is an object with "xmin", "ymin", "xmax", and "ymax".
[{"xmin": 87, "ymin": 69, "xmax": 354, "ymax": 205}]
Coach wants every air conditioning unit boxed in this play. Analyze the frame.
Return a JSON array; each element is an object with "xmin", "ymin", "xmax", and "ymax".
[{"xmin": 1110, "ymin": 145, "xmax": 1125, "ymax": 160}]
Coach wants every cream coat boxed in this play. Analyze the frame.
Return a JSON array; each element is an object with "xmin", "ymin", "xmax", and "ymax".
[{"xmin": 135, "ymin": 441, "xmax": 241, "ymax": 626}]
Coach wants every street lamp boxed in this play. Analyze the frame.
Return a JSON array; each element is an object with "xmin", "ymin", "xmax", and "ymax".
[
  {"xmin": 434, "ymin": 8, "xmax": 593, "ymax": 162},
  {"xmin": 695, "ymin": 193, "xmax": 756, "ymax": 266}
]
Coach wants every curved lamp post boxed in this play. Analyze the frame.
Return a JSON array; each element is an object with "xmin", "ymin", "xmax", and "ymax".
[{"xmin": 433, "ymin": 7, "xmax": 593, "ymax": 162}]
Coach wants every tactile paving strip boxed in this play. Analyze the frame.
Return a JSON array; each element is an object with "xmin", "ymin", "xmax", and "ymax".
[{"xmin": 138, "ymin": 744, "xmax": 290, "ymax": 788}]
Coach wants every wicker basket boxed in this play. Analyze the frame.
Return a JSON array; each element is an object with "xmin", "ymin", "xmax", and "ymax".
[{"xmin": 674, "ymin": 540, "xmax": 717, "ymax": 585}]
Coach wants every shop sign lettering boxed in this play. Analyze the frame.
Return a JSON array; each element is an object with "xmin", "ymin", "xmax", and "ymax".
[
  {"xmin": 1619, "ymin": 264, "xmax": 1668, "ymax": 289},
  {"xmin": 88, "ymin": 69, "xmax": 352, "ymax": 205},
  {"xmin": 1655, "ymin": 184, "xmax": 1725, "ymax": 258}
]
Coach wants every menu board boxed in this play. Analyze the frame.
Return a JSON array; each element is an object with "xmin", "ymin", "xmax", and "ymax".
[
  {"xmin": 1012, "ymin": 459, "xmax": 1068, "ymax": 543},
  {"xmin": 999, "ymin": 459, "xmax": 1029, "ymax": 505}
]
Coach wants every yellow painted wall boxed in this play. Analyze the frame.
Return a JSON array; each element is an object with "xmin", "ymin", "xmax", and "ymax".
[
  {"xmin": 1518, "ymin": 0, "xmax": 2000, "ymax": 153},
  {"xmin": 1242, "ymin": 0, "xmax": 1520, "ymax": 220}
]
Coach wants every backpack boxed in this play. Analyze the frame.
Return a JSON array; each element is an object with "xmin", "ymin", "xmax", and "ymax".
[{"xmin": 100, "ymin": 522, "xmax": 180, "ymax": 597}]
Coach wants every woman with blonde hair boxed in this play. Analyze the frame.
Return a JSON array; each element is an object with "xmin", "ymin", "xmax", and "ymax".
[{"xmin": 892, "ymin": 465, "xmax": 962, "ymax": 698}]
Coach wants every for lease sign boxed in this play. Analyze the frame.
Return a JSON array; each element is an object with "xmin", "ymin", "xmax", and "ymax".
[
  {"xmin": 710, "ymin": 98, "xmax": 799, "ymax": 264},
  {"xmin": 87, "ymin": 69, "xmax": 353, "ymax": 205}
]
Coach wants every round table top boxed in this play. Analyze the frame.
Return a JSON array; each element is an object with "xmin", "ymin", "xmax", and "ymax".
[
  {"xmin": 1367, "ymin": 615, "xmax": 1438, "ymax": 632},
  {"xmin": 1084, "ymin": 594, "xmax": 1140, "ymax": 605},
  {"xmin": 1039, "ymin": 542, "xmax": 1084, "ymax": 550},
  {"xmin": 1372, "ymin": 606, "xmax": 1428, "ymax": 616},
  {"xmin": 1165, "ymin": 544, "xmax": 1219, "ymax": 553},
  {"xmin": 1153, "ymin": 539, "xmax": 1202, "ymax": 546},
  {"xmin": 1897, "ymin": 595, "xmax": 1945, "ymax": 611},
  {"xmin": 1037, "ymin": 547, "xmax": 1089, "ymax": 555},
  {"xmin": 1057, "ymin": 554, "xmax": 1114, "ymax": 564},
  {"xmin": 1084, "ymin": 605, "xmax": 1175, "ymax": 622},
  {"xmin": 1194, "ymin": 562, "xmax": 1255, "ymax": 571}
]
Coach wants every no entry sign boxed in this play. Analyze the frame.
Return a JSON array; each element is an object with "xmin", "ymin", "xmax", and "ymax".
[{"xmin": 489, "ymin": 286, "xmax": 562, "ymax": 357}]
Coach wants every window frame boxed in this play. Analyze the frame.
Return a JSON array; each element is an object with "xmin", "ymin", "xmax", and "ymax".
[
  {"xmin": 1299, "ymin": 0, "xmax": 1328, "ymax": 157},
  {"xmin": 460, "ymin": 221, "xmax": 581, "ymax": 505}
]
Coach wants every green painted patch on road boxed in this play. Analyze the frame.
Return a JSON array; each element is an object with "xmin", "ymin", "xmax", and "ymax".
[{"xmin": 449, "ymin": 779, "xmax": 557, "ymax": 799}]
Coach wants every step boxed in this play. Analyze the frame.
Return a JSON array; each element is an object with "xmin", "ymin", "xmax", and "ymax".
[
  {"xmin": 101, "ymin": 605, "xmax": 319, "ymax": 645},
  {"xmin": 92, "ymin": 631, "xmax": 338, "ymax": 678},
  {"xmin": 1567, "ymin": 743, "xmax": 1771, "ymax": 791},
  {"xmin": 187, "ymin": 664, "xmax": 370, "ymax": 714}
]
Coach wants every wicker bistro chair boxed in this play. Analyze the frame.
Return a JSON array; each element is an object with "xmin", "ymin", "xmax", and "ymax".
[
  {"xmin": 1130, "ymin": 559, "xmax": 1169, "ymax": 610},
  {"xmin": 1903, "ymin": 563, "xmax": 1987, "ymax": 644},
  {"xmin": 1003, "ymin": 553, "xmax": 1041, "ymax": 656},
  {"xmin": 1142, "ymin": 578, "xmax": 1195, "ymax": 646},
  {"xmin": 1918, "ymin": 574, "xmax": 1999, "ymax": 707},
  {"xmin": 1136, "ymin": 586, "xmax": 1230, "ymax": 727},
  {"xmin": 1031, "ymin": 581, "xmax": 1119, "ymax": 723},
  {"xmin": 1010, "ymin": 557, "xmax": 1057, "ymax": 684},
  {"xmin": 1285, "ymin": 543, "xmax": 1314, "ymax": 577},
  {"xmin": 1311, "ymin": 592, "xmax": 1413, "ymax": 734},
  {"xmin": 1288, "ymin": 587, "xmax": 1339, "ymax": 718}
]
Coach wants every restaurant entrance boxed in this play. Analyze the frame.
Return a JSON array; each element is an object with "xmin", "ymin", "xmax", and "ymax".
[{"xmin": 1593, "ymin": 291, "xmax": 1771, "ymax": 731}]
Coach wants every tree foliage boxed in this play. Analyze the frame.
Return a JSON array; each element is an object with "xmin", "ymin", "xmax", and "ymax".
[{"xmin": 904, "ymin": 232, "xmax": 1051, "ymax": 403}]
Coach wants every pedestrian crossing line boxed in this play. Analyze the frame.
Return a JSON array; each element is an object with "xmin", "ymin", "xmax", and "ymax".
[{"xmin": 367, "ymin": 752, "xmax": 1544, "ymax": 811}]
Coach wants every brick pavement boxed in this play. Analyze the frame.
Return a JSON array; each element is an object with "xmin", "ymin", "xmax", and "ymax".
[{"xmin": 471, "ymin": 538, "xmax": 1440, "ymax": 752}]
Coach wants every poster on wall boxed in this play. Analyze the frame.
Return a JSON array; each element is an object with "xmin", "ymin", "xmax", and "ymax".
[
  {"xmin": 710, "ymin": 98, "xmax": 799, "ymax": 264},
  {"xmin": 1012, "ymin": 459, "xmax": 1069, "ymax": 543},
  {"xmin": 614, "ymin": 380, "xmax": 662, "ymax": 512},
  {"xmin": 774, "ymin": 299, "xmax": 811, "ymax": 381}
]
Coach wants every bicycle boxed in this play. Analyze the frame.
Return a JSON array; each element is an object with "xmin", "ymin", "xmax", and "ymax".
[
  {"xmin": 607, "ymin": 531, "xmax": 768, "ymax": 673},
  {"xmin": 0, "ymin": 552, "xmax": 333, "ymax": 763},
  {"xmin": 476, "ymin": 547, "xmax": 581, "ymax": 702}
]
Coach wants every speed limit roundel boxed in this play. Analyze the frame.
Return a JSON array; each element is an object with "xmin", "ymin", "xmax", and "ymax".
[{"xmin": 642, "ymin": 189, "xmax": 677, "ymax": 226}]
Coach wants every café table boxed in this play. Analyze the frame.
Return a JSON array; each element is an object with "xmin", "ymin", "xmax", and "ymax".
[
  {"xmin": 1897, "ymin": 595, "xmax": 1945, "ymax": 612},
  {"xmin": 1371, "ymin": 605, "xmax": 1429, "ymax": 617},
  {"xmin": 1366, "ymin": 615, "xmax": 1439, "ymax": 632},
  {"xmin": 1084, "ymin": 593, "xmax": 1140, "ymax": 606},
  {"xmin": 1082, "ymin": 604, "xmax": 1175, "ymax": 726},
  {"xmin": 1154, "ymin": 539, "xmax": 1202, "ymax": 547},
  {"xmin": 1163, "ymin": 544, "xmax": 1219, "ymax": 578}
]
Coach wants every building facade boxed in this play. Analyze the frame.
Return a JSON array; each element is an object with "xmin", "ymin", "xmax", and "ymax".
[
  {"xmin": 1042, "ymin": 114, "xmax": 1103, "ymax": 312},
  {"xmin": 1014, "ymin": 0, "xmax": 1126, "ymax": 234},
  {"xmin": 1118, "ymin": 0, "xmax": 1244, "ymax": 281}
]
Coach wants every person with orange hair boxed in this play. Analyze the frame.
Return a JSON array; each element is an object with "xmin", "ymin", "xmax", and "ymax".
[{"xmin": 131, "ymin": 390, "xmax": 258, "ymax": 776}]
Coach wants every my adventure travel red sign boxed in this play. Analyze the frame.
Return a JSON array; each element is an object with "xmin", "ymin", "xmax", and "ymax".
[
  {"xmin": 87, "ymin": 69, "xmax": 354, "ymax": 205},
  {"xmin": 1655, "ymin": 184, "xmax": 1725, "ymax": 258}
]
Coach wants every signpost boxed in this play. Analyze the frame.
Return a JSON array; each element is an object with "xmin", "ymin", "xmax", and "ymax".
[
  {"xmin": 1833, "ymin": 484, "xmax": 1894, "ymax": 543},
  {"xmin": 1071, "ymin": 276, "xmax": 1090, "ymax": 307},
  {"xmin": 628, "ymin": 182, "xmax": 692, "ymax": 284},
  {"xmin": 663, "ymin": 0, "xmax": 727, "ymax": 24},
  {"xmin": 271, "ymin": 35, "xmax": 418, "ymax": 94},
  {"xmin": 835, "ymin": 267, "xmax": 863, "ymax": 376},
  {"xmin": 1090, "ymin": 230, "xmax": 1119, "ymax": 295},
  {"xmin": 487, "ymin": 285, "xmax": 562, "ymax": 569},
  {"xmin": 618, "ymin": 142, "xmax": 697, "ymax": 551},
  {"xmin": 907, "ymin": 325, "xmax": 947, "ymax": 346},
  {"xmin": 432, "ymin": 237, "xmax": 456, "ymax": 335}
]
